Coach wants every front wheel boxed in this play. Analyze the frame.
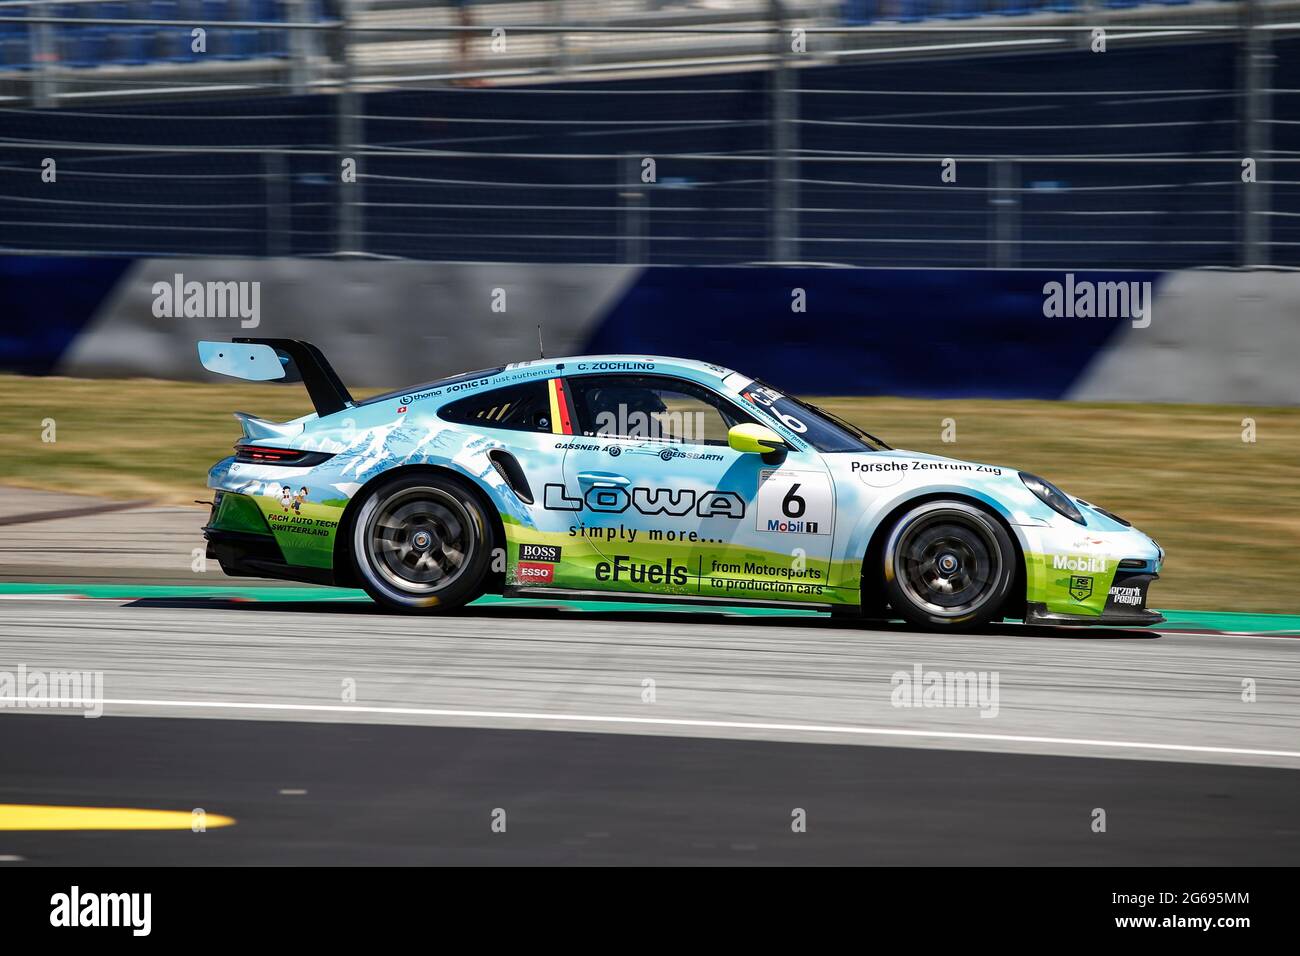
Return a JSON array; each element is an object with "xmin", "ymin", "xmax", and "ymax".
[
  {"xmin": 880, "ymin": 500, "xmax": 1016, "ymax": 631},
  {"xmin": 350, "ymin": 474, "xmax": 491, "ymax": 613}
]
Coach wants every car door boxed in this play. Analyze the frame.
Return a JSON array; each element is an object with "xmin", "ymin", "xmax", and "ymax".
[
  {"xmin": 435, "ymin": 376, "xmax": 578, "ymax": 588},
  {"xmin": 554, "ymin": 373, "xmax": 838, "ymax": 604}
]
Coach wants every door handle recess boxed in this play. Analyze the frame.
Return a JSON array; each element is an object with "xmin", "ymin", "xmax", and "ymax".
[{"xmin": 577, "ymin": 472, "xmax": 630, "ymax": 486}]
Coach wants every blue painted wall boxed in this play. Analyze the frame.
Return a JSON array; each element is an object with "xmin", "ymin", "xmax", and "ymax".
[{"xmin": 0, "ymin": 256, "xmax": 1158, "ymax": 398}]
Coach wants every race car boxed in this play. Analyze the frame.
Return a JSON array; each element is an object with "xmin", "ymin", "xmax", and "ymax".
[{"xmin": 198, "ymin": 338, "xmax": 1165, "ymax": 631}]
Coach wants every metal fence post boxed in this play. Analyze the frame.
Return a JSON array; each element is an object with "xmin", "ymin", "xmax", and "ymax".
[
  {"xmin": 336, "ymin": 0, "xmax": 362, "ymax": 256},
  {"xmin": 265, "ymin": 151, "xmax": 289, "ymax": 257},
  {"xmin": 1240, "ymin": 0, "xmax": 1271, "ymax": 268},
  {"xmin": 620, "ymin": 153, "xmax": 647, "ymax": 265},
  {"xmin": 769, "ymin": 0, "xmax": 798, "ymax": 263},
  {"xmin": 31, "ymin": 10, "xmax": 55, "ymax": 108},
  {"xmin": 289, "ymin": 0, "xmax": 314, "ymax": 96},
  {"xmin": 991, "ymin": 159, "xmax": 1019, "ymax": 269}
]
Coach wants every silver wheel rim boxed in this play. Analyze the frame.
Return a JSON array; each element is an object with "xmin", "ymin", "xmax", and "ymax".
[
  {"xmin": 893, "ymin": 509, "xmax": 1002, "ymax": 619},
  {"xmin": 363, "ymin": 487, "xmax": 475, "ymax": 596}
]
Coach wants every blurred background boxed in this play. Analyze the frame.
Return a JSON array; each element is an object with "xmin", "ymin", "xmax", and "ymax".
[
  {"xmin": 0, "ymin": 0, "xmax": 1298, "ymax": 611},
  {"xmin": 0, "ymin": 0, "xmax": 1294, "ymax": 266}
]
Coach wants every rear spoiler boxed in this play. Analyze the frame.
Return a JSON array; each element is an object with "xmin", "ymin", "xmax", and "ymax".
[{"xmin": 197, "ymin": 338, "xmax": 354, "ymax": 418}]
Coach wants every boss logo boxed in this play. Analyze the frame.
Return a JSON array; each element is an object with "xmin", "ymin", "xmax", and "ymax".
[{"xmin": 519, "ymin": 544, "xmax": 562, "ymax": 563}]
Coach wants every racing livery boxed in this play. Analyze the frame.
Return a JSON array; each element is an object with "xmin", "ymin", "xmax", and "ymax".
[{"xmin": 198, "ymin": 338, "xmax": 1165, "ymax": 631}]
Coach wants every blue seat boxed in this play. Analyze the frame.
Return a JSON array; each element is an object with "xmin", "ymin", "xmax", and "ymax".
[
  {"xmin": 57, "ymin": 3, "xmax": 102, "ymax": 68},
  {"xmin": 99, "ymin": 1, "xmax": 141, "ymax": 65},
  {"xmin": 841, "ymin": 0, "xmax": 874, "ymax": 25},
  {"xmin": 122, "ymin": 0, "xmax": 156, "ymax": 63},
  {"xmin": 0, "ymin": 3, "xmax": 31, "ymax": 69},
  {"xmin": 893, "ymin": 0, "xmax": 924, "ymax": 22},
  {"xmin": 196, "ymin": 0, "xmax": 235, "ymax": 59},
  {"xmin": 941, "ymin": 0, "xmax": 981, "ymax": 19},
  {"xmin": 150, "ymin": 0, "xmax": 195, "ymax": 62},
  {"xmin": 0, "ymin": 6, "xmax": 33, "ymax": 71},
  {"xmin": 251, "ymin": 0, "xmax": 288, "ymax": 56},
  {"xmin": 219, "ymin": 0, "xmax": 259, "ymax": 59}
]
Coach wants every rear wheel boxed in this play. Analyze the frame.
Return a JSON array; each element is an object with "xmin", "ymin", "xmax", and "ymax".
[
  {"xmin": 881, "ymin": 500, "xmax": 1015, "ymax": 631},
  {"xmin": 350, "ymin": 474, "xmax": 491, "ymax": 613}
]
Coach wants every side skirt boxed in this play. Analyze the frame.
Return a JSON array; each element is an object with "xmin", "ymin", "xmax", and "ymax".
[{"xmin": 505, "ymin": 585, "xmax": 835, "ymax": 613}]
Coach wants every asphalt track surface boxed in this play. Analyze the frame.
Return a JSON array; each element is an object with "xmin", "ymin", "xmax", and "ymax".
[
  {"xmin": 4, "ymin": 711, "xmax": 1299, "ymax": 865},
  {"xmin": 1, "ymin": 595, "xmax": 1299, "ymax": 864}
]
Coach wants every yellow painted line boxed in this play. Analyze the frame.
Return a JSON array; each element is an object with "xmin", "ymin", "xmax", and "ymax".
[{"xmin": 0, "ymin": 804, "xmax": 235, "ymax": 831}]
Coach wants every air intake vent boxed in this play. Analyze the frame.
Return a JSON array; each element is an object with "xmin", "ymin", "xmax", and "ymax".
[
  {"xmin": 488, "ymin": 450, "xmax": 534, "ymax": 504},
  {"xmin": 1092, "ymin": 505, "xmax": 1132, "ymax": 527}
]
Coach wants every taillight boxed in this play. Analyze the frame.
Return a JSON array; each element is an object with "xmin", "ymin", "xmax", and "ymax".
[{"xmin": 234, "ymin": 445, "xmax": 335, "ymax": 466}]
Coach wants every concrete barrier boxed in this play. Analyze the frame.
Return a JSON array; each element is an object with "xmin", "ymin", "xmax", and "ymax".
[{"xmin": 1, "ymin": 257, "xmax": 1295, "ymax": 404}]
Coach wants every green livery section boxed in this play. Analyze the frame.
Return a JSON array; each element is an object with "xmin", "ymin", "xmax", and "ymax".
[
  {"xmin": 505, "ymin": 518, "xmax": 862, "ymax": 604},
  {"xmin": 1024, "ymin": 552, "xmax": 1117, "ymax": 617},
  {"xmin": 210, "ymin": 491, "xmax": 1135, "ymax": 615},
  {"xmin": 209, "ymin": 491, "xmax": 345, "ymax": 570}
]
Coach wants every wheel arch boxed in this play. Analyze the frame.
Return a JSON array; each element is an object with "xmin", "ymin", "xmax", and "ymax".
[
  {"xmin": 331, "ymin": 462, "xmax": 507, "ymax": 592},
  {"xmin": 857, "ymin": 490, "xmax": 1027, "ymax": 619}
]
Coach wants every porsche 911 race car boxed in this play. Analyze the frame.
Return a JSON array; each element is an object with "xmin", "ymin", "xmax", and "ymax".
[{"xmin": 198, "ymin": 338, "xmax": 1165, "ymax": 631}]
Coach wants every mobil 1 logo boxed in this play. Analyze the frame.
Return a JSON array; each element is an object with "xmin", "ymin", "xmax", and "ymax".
[{"xmin": 756, "ymin": 470, "xmax": 834, "ymax": 536}]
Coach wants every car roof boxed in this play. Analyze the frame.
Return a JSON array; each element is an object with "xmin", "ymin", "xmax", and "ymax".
[
  {"xmin": 505, "ymin": 355, "xmax": 735, "ymax": 379},
  {"xmin": 358, "ymin": 355, "xmax": 740, "ymax": 407}
]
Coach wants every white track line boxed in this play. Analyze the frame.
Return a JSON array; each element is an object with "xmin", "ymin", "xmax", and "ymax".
[{"xmin": 12, "ymin": 697, "xmax": 1300, "ymax": 761}]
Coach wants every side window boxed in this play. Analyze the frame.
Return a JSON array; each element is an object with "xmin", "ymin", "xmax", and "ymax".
[
  {"xmin": 438, "ymin": 380, "xmax": 553, "ymax": 433},
  {"xmin": 566, "ymin": 375, "xmax": 750, "ymax": 446}
]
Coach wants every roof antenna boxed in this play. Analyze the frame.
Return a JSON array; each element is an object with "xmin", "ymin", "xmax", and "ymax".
[{"xmin": 537, "ymin": 324, "xmax": 545, "ymax": 360}]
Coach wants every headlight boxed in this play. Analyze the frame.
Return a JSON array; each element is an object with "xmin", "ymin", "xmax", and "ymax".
[{"xmin": 1019, "ymin": 472, "xmax": 1085, "ymax": 524}]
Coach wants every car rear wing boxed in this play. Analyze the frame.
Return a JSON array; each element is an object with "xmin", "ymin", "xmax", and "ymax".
[{"xmin": 197, "ymin": 338, "xmax": 355, "ymax": 418}]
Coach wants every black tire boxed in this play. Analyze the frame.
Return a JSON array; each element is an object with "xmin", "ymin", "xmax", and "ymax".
[
  {"xmin": 350, "ymin": 473, "xmax": 492, "ymax": 613},
  {"xmin": 880, "ymin": 500, "xmax": 1016, "ymax": 631}
]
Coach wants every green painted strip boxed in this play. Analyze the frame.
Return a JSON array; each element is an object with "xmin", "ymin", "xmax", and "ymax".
[
  {"xmin": 0, "ymin": 582, "xmax": 364, "ymax": 602},
  {"xmin": 1158, "ymin": 609, "xmax": 1300, "ymax": 635},
  {"xmin": 0, "ymin": 582, "xmax": 1296, "ymax": 630},
  {"xmin": 0, "ymin": 582, "xmax": 815, "ymax": 617}
]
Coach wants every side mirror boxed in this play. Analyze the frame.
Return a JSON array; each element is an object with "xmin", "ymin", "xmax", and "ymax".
[
  {"xmin": 728, "ymin": 423, "xmax": 786, "ymax": 456},
  {"xmin": 198, "ymin": 341, "xmax": 286, "ymax": 382}
]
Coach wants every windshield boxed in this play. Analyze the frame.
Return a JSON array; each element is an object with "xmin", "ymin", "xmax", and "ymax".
[{"xmin": 738, "ymin": 382, "xmax": 889, "ymax": 453}]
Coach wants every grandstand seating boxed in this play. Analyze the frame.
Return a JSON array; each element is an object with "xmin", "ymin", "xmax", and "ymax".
[
  {"xmin": 0, "ymin": 0, "xmax": 1234, "ymax": 73},
  {"xmin": 0, "ymin": 0, "xmax": 297, "ymax": 69}
]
